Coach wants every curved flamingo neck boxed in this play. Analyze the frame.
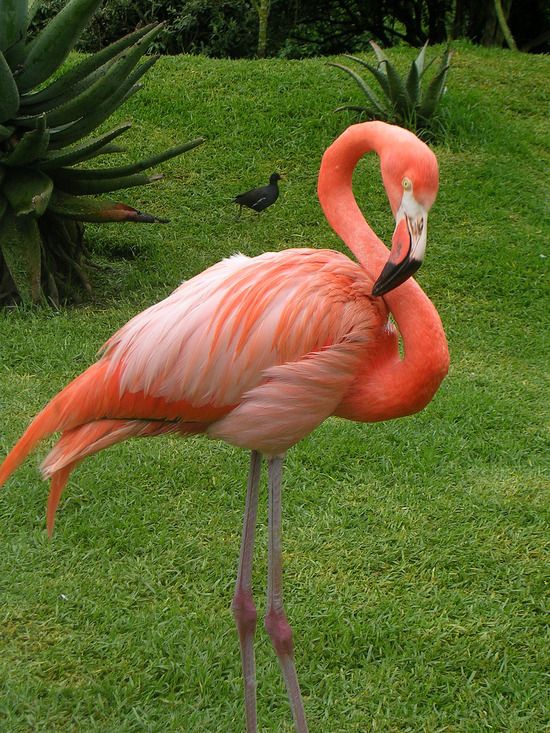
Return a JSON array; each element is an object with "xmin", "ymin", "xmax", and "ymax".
[
  {"xmin": 318, "ymin": 122, "xmax": 450, "ymax": 422},
  {"xmin": 318, "ymin": 121, "xmax": 397, "ymax": 278}
]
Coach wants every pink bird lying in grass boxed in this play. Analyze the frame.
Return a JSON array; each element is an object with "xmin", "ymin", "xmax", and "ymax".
[{"xmin": 0, "ymin": 121, "xmax": 449, "ymax": 733}]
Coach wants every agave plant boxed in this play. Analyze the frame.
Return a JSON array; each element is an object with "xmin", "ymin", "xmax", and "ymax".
[
  {"xmin": 0, "ymin": 0, "xmax": 204, "ymax": 306},
  {"xmin": 329, "ymin": 41, "xmax": 452, "ymax": 137}
]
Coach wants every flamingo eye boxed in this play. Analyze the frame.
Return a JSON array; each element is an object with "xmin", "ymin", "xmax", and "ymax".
[{"xmin": 402, "ymin": 177, "xmax": 412, "ymax": 191}]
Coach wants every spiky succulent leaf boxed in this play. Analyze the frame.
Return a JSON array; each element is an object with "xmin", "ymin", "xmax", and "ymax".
[
  {"xmin": 0, "ymin": 0, "xmax": 26, "ymax": 52},
  {"xmin": 48, "ymin": 60, "xmax": 157, "ymax": 148},
  {"xmin": 328, "ymin": 62, "xmax": 389, "ymax": 118},
  {"xmin": 418, "ymin": 49, "xmax": 453, "ymax": 122},
  {"xmin": 380, "ymin": 57, "xmax": 411, "ymax": 118},
  {"xmin": 405, "ymin": 59, "xmax": 421, "ymax": 110},
  {"xmin": 52, "ymin": 171, "xmax": 163, "ymax": 196},
  {"xmin": 16, "ymin": 0, "xmax": 103, "ymax": 92},
  {"xmin": 19, "ymin": 23, "xmax": 159, "ymax": 111},
  {"xmin": 79, "ymin": 143, "xmax": 126, "ymax": 160},
  {"xmin": 52, "ymin": 138, "xmax": 206, "ymax": 180},
  {"xmin": 20, "ymin": 60, "xmax": 118, "ymax": 119},
  {"xmin": 369, "ymin": 41, "xmax": 388, "ymax": 65},
  {"xmin": 0, "ymin": 0, "xmax": 27, "ymax": 55},
  {"xmin": 48, "ymin": 190, "xmax": 168, "ymax": 223},
  {"xmin": 342, "ymin": 55, "xmax": 391, "ymax": 99},
  {"xmin": 39, "ymin": 123, "xmax": 132, "ymax": 170},
  {"xmin": 2, "ymin": 114, "xmax": 49, "ymax": 166},
  {"xmin": 0, "ymin": 5, "xmax": 203, "ymax": 306},
  {"xmin": 0, "ymin": 50, "xmax": 20, "ymax": 120},
  {"xmin": 44, "ymin": 26, "xmax": 163, "ymax": 127},
  {"xmin": 413, "ymin": 41, "xmax": 429, "ymax": 78},
  {"xmin": 332, "ymin": 41, "xmax": 452, "ymax": 137}
]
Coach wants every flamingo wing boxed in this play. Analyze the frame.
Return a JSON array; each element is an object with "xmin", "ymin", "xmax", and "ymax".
[
  {"xmin": 0, "ymin": 247, "xmax": 386, "ymax": 499},
  {"xmin": 209, "ymin": 333, "xmax": 369, "ymax": 455},
  {"xmin": 102, "ymin": 248, "xmax": 383, "ymax": 412}
]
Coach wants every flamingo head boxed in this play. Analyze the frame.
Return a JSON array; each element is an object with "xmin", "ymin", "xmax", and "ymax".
[{"xmin": 372, "ymin": 136, "xmax": 439, "ymax": 297}]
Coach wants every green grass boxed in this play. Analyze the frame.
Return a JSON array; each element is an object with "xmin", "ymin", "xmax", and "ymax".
[{"xmin": 0, "ymin": 42, "xmax": 549, "ymax": 732}]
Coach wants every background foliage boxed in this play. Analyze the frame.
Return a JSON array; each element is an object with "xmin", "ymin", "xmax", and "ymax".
[
  {"xmin": 329, "ymin": 42, "xmax": 452, "ymax": 140},
  {"xmin": 31, "ymin": 0, "xmax": 550, "ymax": 58},
  {"xmin": 0, "ymin": 5, "xmax": 204, "ymax": 307},
  {"xmin": 0, "ymin": 43, "xmax": 548, "ymax": 732}
]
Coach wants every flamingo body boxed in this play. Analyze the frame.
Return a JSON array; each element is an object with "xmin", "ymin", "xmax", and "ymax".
[
  {"xmin": 0, "ymin": 121, "xmax": 450, "ymax": 733},
  {"xmin": 107, "ymin": 247, "xmax": 389, "ymax": 454}
]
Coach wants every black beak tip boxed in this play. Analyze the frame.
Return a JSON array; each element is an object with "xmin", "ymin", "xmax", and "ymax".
[
  {"xmin": 371, "ymin": 260, "xmax": 395, "ymax": 297},
  {"xmin": 371, "ymin": 280, "xmax": 385, "ymax": 297},
  {"xmin": 371, "ymin": 257, "xmax": 423, "ymax": 298}
]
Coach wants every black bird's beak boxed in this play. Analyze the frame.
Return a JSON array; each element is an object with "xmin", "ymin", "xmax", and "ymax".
[{"xmin": 372, "ymin": 212, "xmax": 427, "ymax": 297}]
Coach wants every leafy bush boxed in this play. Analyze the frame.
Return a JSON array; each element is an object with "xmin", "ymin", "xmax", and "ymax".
[
  {"xmin": 329, "ymin": 41, "xmax": 452, "ymax": 139},
  {"xmin": 0, "ymin": 0, "xmax": 204, "ymax": 306},
  {"xmin": 30, "ymin": 0, "xmax": 258, "ymax": 58}
]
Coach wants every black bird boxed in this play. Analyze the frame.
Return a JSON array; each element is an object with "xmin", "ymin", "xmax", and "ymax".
[{"xmin": 234, "ymin": 172, "xmax": 281, "ymax": 215}]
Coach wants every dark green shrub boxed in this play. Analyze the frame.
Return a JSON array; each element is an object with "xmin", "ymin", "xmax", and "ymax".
[
  {"xmin": 30, "ymin": 0, "xmax": 258, "ymax": 58},
  {"xmin": 0, "ymin": 0, "xmax": 204, "ymax": 306},
  {"xmin": 329, "ymin": 41, "xmax": 452, "ymax": 139}
]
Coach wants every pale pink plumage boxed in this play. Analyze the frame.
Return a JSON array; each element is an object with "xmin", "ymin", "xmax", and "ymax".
[
  {"xmin": 103, "ymin": 248, "xmax": 383, "ymax": 409},
  {"xmin": 102, "ymin": 247, "xmax": 387, "ymax": 453}
]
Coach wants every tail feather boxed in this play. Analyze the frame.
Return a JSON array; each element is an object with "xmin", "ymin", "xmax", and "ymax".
[
  {"xmin": 41, "ymin": 419, "xmax": 181, "ymax": 478},
  {"xmin": 1, "ymin": 352, "xmax": 225, "ymax": 492},
  {"xmin": 0, "ymin": 362, "xmax": 110, "ymax": 489},
  {"xmin": 46, "ymin": 464, "xmax": 74, "ymax": 537},
  {"xmin": 43, "ymin": 419, "xmax": 206, "ymax": 535}
]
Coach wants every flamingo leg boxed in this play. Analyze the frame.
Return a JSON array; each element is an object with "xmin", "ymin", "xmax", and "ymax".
[
  {"xmin": 265, "ymin": 455, "xmax": 309, "ymax": 733},
  {"xmin": 232, "ymin": 450, "xmax": 262, "ymax": 733}
]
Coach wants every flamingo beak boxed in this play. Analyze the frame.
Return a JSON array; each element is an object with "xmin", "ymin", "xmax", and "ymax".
[{"xmin": 372, "ymin": 210, "xmax": 427, "ymax": 297}]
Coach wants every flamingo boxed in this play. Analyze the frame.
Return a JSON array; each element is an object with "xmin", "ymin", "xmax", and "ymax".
[{"xmin": 0, "ymin": 121, "xmax": 449, "ymax": 733}]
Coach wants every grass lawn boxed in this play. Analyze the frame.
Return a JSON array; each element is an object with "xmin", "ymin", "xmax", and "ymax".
[{"xmin": 0, "ymin": 42, "xmax": 548, "ymax": 732}]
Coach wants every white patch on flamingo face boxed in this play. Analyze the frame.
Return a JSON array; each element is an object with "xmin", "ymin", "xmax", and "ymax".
[{"xmin": 394, "ymin": 189, "xmax": 428, "ymax": 262}]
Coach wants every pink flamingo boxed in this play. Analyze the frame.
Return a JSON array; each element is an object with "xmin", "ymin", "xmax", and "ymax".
[{"xmin": 0, "ymin": 121, "xmax": 449, "ymax": 733}]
